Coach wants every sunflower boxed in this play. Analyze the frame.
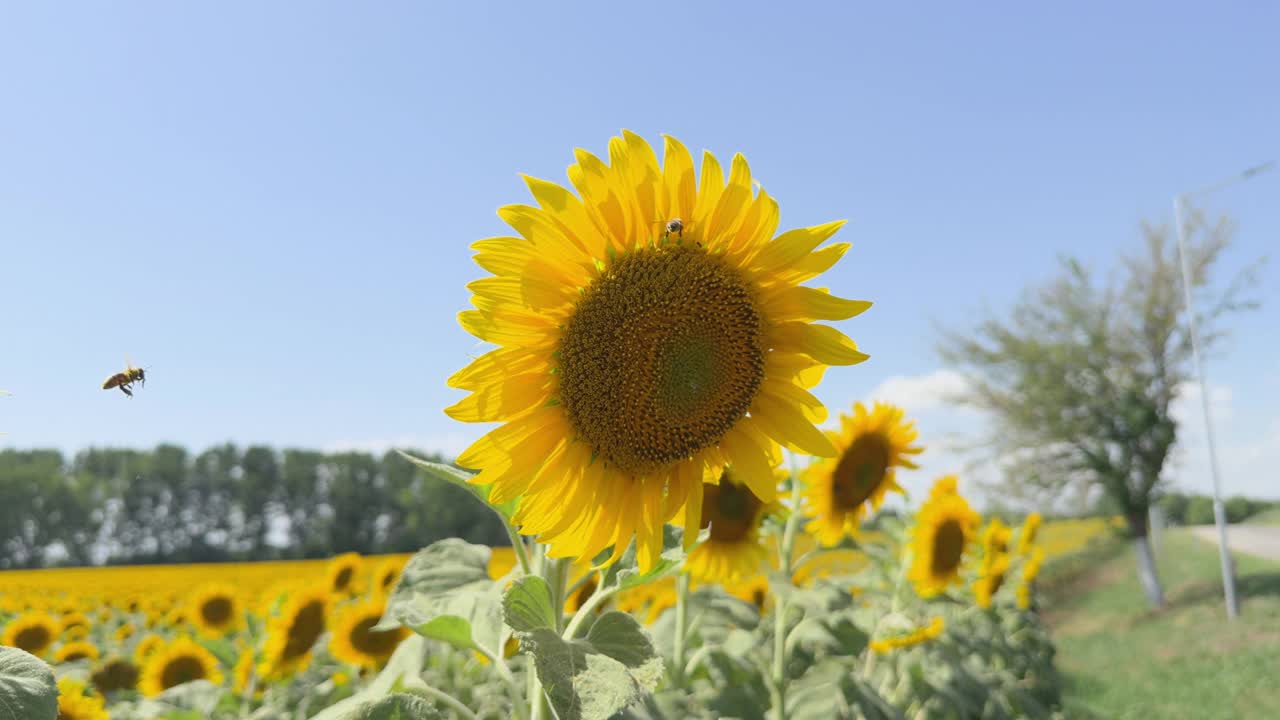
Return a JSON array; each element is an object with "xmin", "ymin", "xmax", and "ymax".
[
  {"xmin": 113, "ymin": 622, "xmax": 136, "ymax": 643},
  {"xmin": 261, "ymin": 586, "xmax": 329, "ymax": 678},
  {"xmin": 328, "ymin": 598, "xmax": 408, "ymax": 669},
  {"xmin": 868, "ymin": 616, "xmax": 945, "ymax": 654},
  {"xmin": 189, "ymin": 583, "xmax": 241, "ymax": 637},
  {"xmin": 139, "ymin": 636, "xmax": 224, "ymax": 697},
  {"xmin": 59, "ymin": 611, "xmax": 92, "ymax": 641},
  {"xmin": 447, "ymin": 131, "xmax": 870, "ymax": 572},
  {"xmin": 1016, "ymin": 512, "xmax": 1042, "ymax": 556},
  {"xmin": 683, "ymin": 470, "xmax": 779, "ymax": 585},
  {"xmin": 55, "ymin": 677, "xmax": 109, "ymax": 720},
  {"xmin": 91, "ymin": 656, "xmax": 140, "ymax": 695},
  {"xmin": 615, "ymin": 576, "xmax": 678, "ymax": 625},
  {"xmin": 327, "ymin": 552, "xmax": 363, "ymax": 595},
  {"xmin": 1016, "ymin": 546, "xmax": 1046, "ymax": 610},
  {"xmin": 908, "ymin": 476, "xmax": 981, "ymax": 598},
  {"xmin": 973, "ymin": 518, "xmax": 1013, "ymax": 609},
  {"xmin": 801, "ymin": 402, "xmax": 922, "ymax": 546},
  {"xmin": 373, "ymin": 557, "xmax": 408, "ymax": 595},
  {"xmin": 55, "ymin": 641, "xmax": 100, "ymax": 664},
  {"xmin": 1, "ymin": 612, "xmax": 59, "ymax": 657},
  {"xmin": 726, "ymin": 574, "xmax": 772, "ymax": 614},
  {"xmin": 133, "ymin": 634, "xmax": 166, "ymax": 665}
]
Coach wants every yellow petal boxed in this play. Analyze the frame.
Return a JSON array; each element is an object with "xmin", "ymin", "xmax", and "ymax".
[
  {"xmin": 521, "ymin": 174, "xmax": 606, "ymax": 258},
  {"xmin": 750, "ymin": 393, "xmax": 837, "ymax": 458},
  {"xmin": 767, "ymin": 286, "xmax": 873, "ymax": 322},
  {"xmin": 719, "ymin": 426, "xmax": 777, "ymax": 503},
  {"xmin": 752, "ymin": 221, "xmax": 846, "ymax": 275},
  {"xmin": 771, "ymin": 322, "xmax": 869, "ymax": 366},
  {"xmin": 661, "ymin": 135, "xmax": 697, "ymax": 227},
  {"xmin": 444, "ymin": 373, "xmax": 553, "ymax": 423}
]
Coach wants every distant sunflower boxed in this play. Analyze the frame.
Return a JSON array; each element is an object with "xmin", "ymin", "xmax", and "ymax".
[
  {"xmin": 189, "ymin": 583, "xmax": 241, "ymax": 638},
  {"xmin": 908, "ymin": 476, "xmax": 981, "ymax": 598},
  {"xmin": 802, "ymin": 402, "xmax": 922, "ymax": 546},
  {"xmin": 328, "ymin": 598, "xmax": 408, "ymax": 669},
  {"xmin": 1016, "ymin": 512, "xmax": 1042, "ymax": 556},
  {"xmin": 615, "ymin": 576, "xmax": 678, "ymax": 625},
  {"xmin": 139, "ymin": 636, "xmax": 224, "ymax": 697},
  {"xmin": 683, "ymin": 470, "xmax": 780, "ymax": 585},
  {"xmin": 868, "ymin": 616, "xmax": 944, "ymax": 654},
  {"xmin": 55, "ymin": 677, "xmax": 109, "ymax": 720},
  {"xmin": 726, "ymin": 574, "xmax": 772, "ymax": 613},
  {"xmin": 133, "ymin": 634, "xmax": 167, "ymax": 666},
  {"xmin": 1016, "ymin": 546, "xmax": 1045, "ymax": 610},
  {"xmin": 373, "ymin": 557, "xmax": 408, "ymax": 595},
  {"xmin": 113, "ymin": 622, "xmax": 136, "ymax": 643},
  {"xmin": 91, "ymin": 656, "xmax": 140, "ymax": 695},
  {"xmin": 447, "ymin": 131, "xmax": 870, "ymax": 572},
  {"xmin": 59, "ymin": 611, "xmax": 92, "ymax": 641},
  {"xmin": 327, "ymin": 552, "xmax": 363, "ymax": 595},
  {"xmin": 262, "ymin": 586, "xmax": 329, "ymax": 678},
  {"xmin": 973, "ymin": 518, "xmax": 1013, "ymax": 609},
  {"xmin": 55, "ymin": 640, "xmax": 100, "ymax": 664},
  {"xmin": 1, "ymin": 612, "xmax": 59, "ymax": 657},
  {"xmin": 232, "ymin": 646, "xmax": 263, "ymax": 698}
]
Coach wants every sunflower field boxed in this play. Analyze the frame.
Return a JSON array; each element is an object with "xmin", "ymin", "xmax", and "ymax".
[{"xmin": 1, "ymin": 133, "xmax": 1113, "ymax": 719}]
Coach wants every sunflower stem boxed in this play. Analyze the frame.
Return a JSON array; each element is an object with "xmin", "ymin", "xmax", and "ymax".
[
  {"xmin": 672, "ymin": 571, "xmax": 690, "ymax": 686},
  {"xmin": 404, "ymin": 678, "xmax": 480, "ymax": 720},
  {"xmin": 504, "ymin": 521, "xmax": 533, "ymax": 577},
  {"xmin": 770, "ymin": 472, "xmax": 806, "ymax": 720},
  {"xmin": 562, "ymin": 581, "xmax": 620, "ymax": 639}
]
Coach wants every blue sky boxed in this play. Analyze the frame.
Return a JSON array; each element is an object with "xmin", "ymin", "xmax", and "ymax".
[{"xmin": 2, "ymin": 2, "xmax": 1277, "ymax": 503}]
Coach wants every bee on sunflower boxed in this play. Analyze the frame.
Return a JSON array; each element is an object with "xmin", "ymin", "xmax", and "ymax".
[
  {"xmin": 139, "ymin": 636, "xmax": 224, "ymax": 697},
  {"xmin": 447, "ymin": 131, "xmax": 871, "ymax": 573},
  {"xmin": 328, "ymin": 597, "xmax": 409, "ymax": 669},
  {"xmin": 908, "ymin": 476, "xmax": 981, "ymax": 598},
  {"xmin": 801, "ymin": 402, "xmax": 923, "ymax": 546}
]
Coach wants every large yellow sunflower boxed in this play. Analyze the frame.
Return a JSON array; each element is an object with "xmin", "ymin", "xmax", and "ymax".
[
  {"xmin": 328, "ymin": 598, "xmax": 408, "ymax": 669},
  {"xmin": 55, "ymin": 677, "xmax": 109, "ymax": 720},
  {"xmin": 1, "ymin": 612, "xmax": 59, "ymax": 657},
  {"xmin": 189, "ymin": 583, "xmax": 241, "ymax": 638},
  {"xmin": 802, "ymin": 401, "xmax": 922, "ymax": 546},
  {"xmin": 682, "ymin": 469, "xmax": 780, "ymax": 585},
  {"xmin": 908, "ymin": 476, "xmax": 981, "ymax": 598},
  {"xmin": 139, "ymin": 636, "xmax": 224, "ymax": 697},
  {"xmin": 447, "ymin": 131, "xmax": 870, "ymax": 572},
  {"xmin": 261, "ymin": 586, "xmax": 329, "ymax": 678}
]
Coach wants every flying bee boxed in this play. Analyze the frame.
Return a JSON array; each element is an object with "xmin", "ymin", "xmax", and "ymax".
[
  {"xmin": 653, "ymin": 217, "xmax": 685, "ymax": 241},
  {"xmin": 103, "ymin": 363, "xmax": 146, "ymax": 397}
]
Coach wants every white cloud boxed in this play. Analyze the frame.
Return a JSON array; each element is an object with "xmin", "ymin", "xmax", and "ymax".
[{"xmin": 865, "ymin": 369, "xmax": 972, "ymax": 415}]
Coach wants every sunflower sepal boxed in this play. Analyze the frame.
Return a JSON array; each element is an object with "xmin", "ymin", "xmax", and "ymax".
[
  {"xmin": 0, "ymin": 646, "xmax": 58, "ymax": 720},
  {"xmin": 374, "ymin": 539, "xmax": 503, "ymax": 656},
  {"xmin": 395, "ymin": 451, "xmax": 519, "ymax": 520}
]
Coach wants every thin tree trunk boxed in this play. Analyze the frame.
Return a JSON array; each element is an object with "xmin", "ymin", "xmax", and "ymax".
[{"xmin": 1133, "ymin": 534, "xmax": 1165, "ymax": 608}]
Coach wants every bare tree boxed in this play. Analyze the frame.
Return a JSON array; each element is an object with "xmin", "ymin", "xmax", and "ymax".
[{"xmin": 938, "ymin": 210, "xmax": 1262, "ymax": 607}]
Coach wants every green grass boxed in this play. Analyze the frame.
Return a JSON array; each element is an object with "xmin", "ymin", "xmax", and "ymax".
[{"xmin": 1046, "ymin": 529, "xmax": 1280, "ymax": 720}]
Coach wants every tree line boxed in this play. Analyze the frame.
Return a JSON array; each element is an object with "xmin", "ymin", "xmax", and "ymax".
[{"xmin": 0, "ymin": 445, "xmax": 507, "ymax": 569}]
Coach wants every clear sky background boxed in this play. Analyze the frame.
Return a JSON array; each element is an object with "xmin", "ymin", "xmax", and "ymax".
[{"xmin": 2, "ymin": 2, "xmax": 1277, "ymax": 506}]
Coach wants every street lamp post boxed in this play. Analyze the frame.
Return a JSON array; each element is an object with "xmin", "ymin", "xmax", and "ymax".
[{"xmin": 1171, "ymin": 160, "xmax": 1274, "ymax": 621}]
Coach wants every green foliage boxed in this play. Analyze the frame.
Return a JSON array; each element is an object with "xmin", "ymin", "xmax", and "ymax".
[
  {"xmin": 377, "ymin": 539, "xmax": 503, "ymax": 654},
  {"xmin": 1184, "ymin": 495, "xmax": 1216, "ymax": 525},
  {"xmin": 0, "ymin": 646, "xmax": 57, "ymax": 720},
  {"xmin": 0, "ymin": 445, "xmax": 508, "ymax": 568},
  {"xmin": 502, "ymin": 576, "xmax": 557, "ymax": 633}
]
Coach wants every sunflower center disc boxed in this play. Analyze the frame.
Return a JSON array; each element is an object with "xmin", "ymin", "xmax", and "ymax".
[
  {"xmin": 161, "ymin": 656, "xmax": 207, "ymax": 690},
  {"xmin": 14, "ymin": 626, "xmax": 50, "ymax": 650},
  {"xmin": 831, "ymin": 433, "xmax": 891, "ymax": 510},
  {"xmin": 283, "ymin": 601, "xmax": 326, "ymax": 660},
  {"xmin": 351, "ymin": 616, "xmax": 403, "ymax": 656},
  {"xmin": 202, "ymin": 597, "xmax": 233, "ymax": 625},
  {"xmin": 702, "ymin": 478, "xmax": 763, "ymax": 542},
  {"xmin": 932, "ymin": 519, "xmax": 966, "ymax": 576},
  {"xmin": 560, "ymin": 245, "xmax": 765, "ymax": 476}
]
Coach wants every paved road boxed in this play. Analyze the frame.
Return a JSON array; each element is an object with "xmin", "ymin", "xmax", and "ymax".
[{"xmin": 1188, "ymin": 524, "xmax": 1280, "ymax": 562}]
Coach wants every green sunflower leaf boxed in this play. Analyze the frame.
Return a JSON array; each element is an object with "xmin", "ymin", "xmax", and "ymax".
[
  {"xmin": 309, "ymin": 691, "xmax": 444, "ymax": 720},
  {"xmin": 520, "ymin": 612, "xmax": 664, "ymax": 720},
  {"xmin": 0, "ymin": 647, "xmax": 57, "ymax": 720},
  {"xmin": 503, "ymin": 576, "xmax": 557, "ymax": 632},
  {"xmin": 396, "ymin": 451, "xmax": 519, "ymax": 519},
  {"xmin": 375, "ymin": 539, "xmax": 502, "ymax": 655}
]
